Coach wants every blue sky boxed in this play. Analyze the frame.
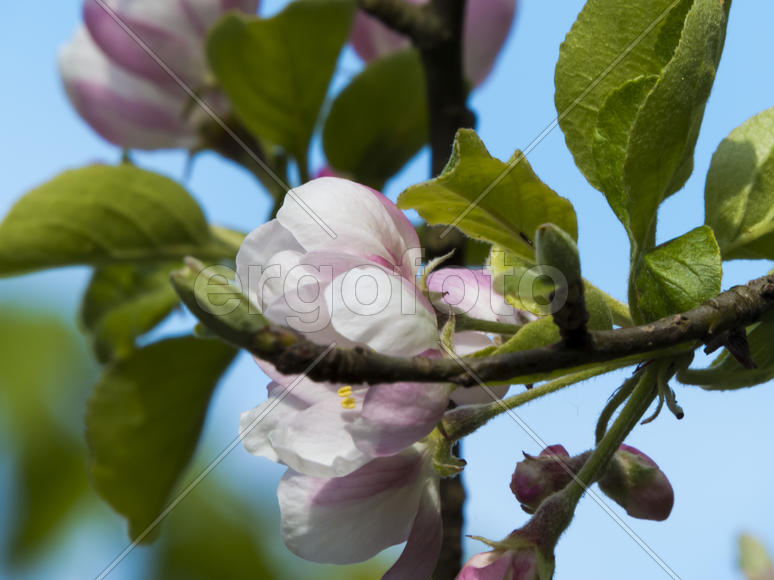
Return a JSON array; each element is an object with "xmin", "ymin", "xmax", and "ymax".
[{"xmin": 2, "ymin": 1, "xmax": 774, "ymax": 578}]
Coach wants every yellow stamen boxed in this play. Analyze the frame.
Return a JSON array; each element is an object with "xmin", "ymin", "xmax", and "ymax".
[
  {"xmin": 337, "ymin": 386, "xmax": 353, "ymax": 397},
  {"xmin": 340, "ymin": 397, "xmax": 357, "ymax": 410}
]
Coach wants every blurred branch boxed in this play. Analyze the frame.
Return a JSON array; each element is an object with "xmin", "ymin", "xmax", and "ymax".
[
  {"xmin": 357, "ymin": 0, "xmax": 447, "ymax": 46},
  {"xmin": 420, "ymin": 0, "xmax": 475, "ymax": 175}
]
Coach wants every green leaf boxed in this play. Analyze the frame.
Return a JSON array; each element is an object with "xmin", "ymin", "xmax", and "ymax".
[
  {"xmin": 705, "ymin": 106, "xmax": 774, "ymax": 260},
  {"xmin": 739, "ymin": 534, "xmax": 774, "ymax": 580},
  {"xmin": 0, "ymin": 165, "xmax": 229, "ymax": 277},
  {"xmin": 556, "ymin": 0, "xmax": 687, "ymax": 190},
  {"xmin": 592, "ymin": 75, "xmax": 659, "ymax": 226},
  {"xmin": 154, "ymin": 479, "xmax": 275, "ymax": 580},
  {"xmin": 556, "ymin": 0, "xmax": 730, "ymax": 248},
  {"xmin": 585, "ymin": 284, "xmax": 614, "ymax": 331},
  {"xmin": 497, "ymin": 316, "xmax": 561, "ymax": 353},
  {"xmin": 397, "ymin": 130, "xmax": 577, "ymax": 259},
  {"xmin": 678, "ymin": 314, "xmax": 774, "ymax": 390},
  {"xmin": 0, "ymin": 310, "xmax": 96, "ymax": 562},
  {"xmin": 81, "ymin": 263, "xmax": 181, "ymax": 363},
  {"xmin": 621, "ymin": 0, "xmax": 730, "ymax": 246},
  {"xmin": 323, "ymin": 49, "xmax": 427, "ymax": 189},
  {"xmin": 496, "ymin": 290, "xmax": 613, "ymax": 355},
  {"xmin": 86, "ymin": 337, "xmax": 236, "ymax": 542},
  {"xmin": 207, "ymin": 0, "xmax": 354, "ymax": 161},
  {"xmin": 9, "ymin": 427, "xmax": 87, "ymax": 564},
  {"xmin": 633, "ymin": 226, "xmax": 722, "ymax": 322}
]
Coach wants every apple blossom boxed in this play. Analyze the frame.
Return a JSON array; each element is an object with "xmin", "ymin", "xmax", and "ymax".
[
  {"xmin": 59, "ymin": 0, "xmax": 258, "ymax": 149},
  {"xmin": 350, "ymin": 0, "xmax": 517, "ymax": 87},
  {"xmin": 236, "ymin": 177, "xmax": 434, "ymax": 355},
  {"xmin": 277, "ymin": 443, "xmax": 442, "ymax": 580},
  {"xmin": 234, "ymin": 177, "xmax": 540, "ymax": 574},
  {"xmin": 236, "ymin": 177, "xmax": 524, "ymax": 355},
  {"xmin": 237, "ymin": 177, "xmax": 527, "ymax": 476},
  {"xmin": 240, "ymin": 373, "xmax": 452, "ymax": 478}
]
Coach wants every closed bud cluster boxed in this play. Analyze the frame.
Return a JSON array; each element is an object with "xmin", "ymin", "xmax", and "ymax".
[{"xmin": 511, "ymin": 443, "xmax": 674, "ymax": 521}]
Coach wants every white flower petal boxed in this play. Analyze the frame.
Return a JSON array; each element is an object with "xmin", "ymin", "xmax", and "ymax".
[
  {"xmin": 277, "ymin": 177, "xmax": 421, "ymax": 279},
  {"xmin": 325, "ymin": 265, "xmax": 438, "ymax": 356},
  {"xmin": 239, "ymin": 380, "xmax": 328, "ymax": 463},
  {"xmin": 450, "ymin": 383, "xmax": 509, "ymax": 406},
  {"xmin": 241, "ymin": 379, "xmax": 369, "ymax": 478},
  {"xmin": 278, "ymin": 447, "xmax": 427, "ymax": 564},
  {"xmin": 237, "ymin": 220, "xmax": 304, "ymax": 274},
  {"xmin": 269, "ymin": 396, "xmax": 369, "ymax": 478}
]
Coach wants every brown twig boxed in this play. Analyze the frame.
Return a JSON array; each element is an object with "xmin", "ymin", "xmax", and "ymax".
[{"xmin": 199, "ymin": 275, "xmax": 774, "ymax": 387}]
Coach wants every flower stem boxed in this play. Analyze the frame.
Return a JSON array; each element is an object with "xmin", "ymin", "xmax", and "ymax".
[
  {"xmin": 520, "ymin": 364, "xmax": 659, "ymax": 557},
  {"xmin": 563, "ymin": 363, "xmax": 658, "ymax": 507},
  {"xmin": 443, "ymin": 360, "xmax": 634, "ymax": 442},
  {"xmin": 435, "ymin": 443, "xmax": 466, "ymax": 580}
]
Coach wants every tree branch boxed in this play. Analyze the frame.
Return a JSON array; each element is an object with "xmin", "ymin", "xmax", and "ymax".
[
  {"xmin": 173, "ymin": 272, "xmax": 774, "ymax": 388},
  {"xmin": 356, "ymin": 0, "xmax": 447, "ymax": 46},
  {"xmin": 435, "ymin": 444, "xmax": 466, "ymax": 580},
  {"xmin": 422, "ymin": 0, "xmax": 476, "ymax": 172}
]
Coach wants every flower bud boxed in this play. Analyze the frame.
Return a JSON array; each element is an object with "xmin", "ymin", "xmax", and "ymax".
[
  {"xmin": 458, "ymin": 529, "xmax": 554, "ymax": 580},
  {"xmin": 350, "ymin": 0, "xmax": 517, "ymax": 87},
  {"xmin": 457, "ymin": 548, "xmax": 540, "ymax": 580},
  {"xmin": 60, "ymin": 0, "xmax": 258, "ymax": 150},
  {"xmin": 314, "ymin": 166, "xmax": 339, "ymax": 179},
  {"xmin": 510, "ymin": 445, "xmax": 588, "ymax": 513},
  {"xmin": 598, "ymin": 444, "xmax": 674, "ymax": 521}
]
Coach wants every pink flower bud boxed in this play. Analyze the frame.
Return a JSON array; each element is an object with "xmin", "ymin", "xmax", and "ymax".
[
  {"xmin": 350, "ymin": 0, "xmax": 517, "ymax": 87},
  {"xmin": 510, "ymin": 445, "xmax": 588, "ymax": 513},
  {"xmin": 313, "ymin": 165, "xmax": 339, "ymax": 179},
  {"xmin": 598, "ymin": 444, "xmax": 674, "ymax": 521},
  {"xmin": 59, "ymin": 0, "xmax": 258, "ymax": 150},
  {"xmin": 457, "ymin": 548, "xmax": 540, "ymax": 580}
]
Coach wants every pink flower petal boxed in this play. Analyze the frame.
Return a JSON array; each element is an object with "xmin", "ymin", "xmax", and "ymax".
[
  {"xmin": 349, "ymin": 381, "xmax": 452, "ymax": 457},
  {"xmin": 428, "ymin": 267, "xmax": 523, "ymax": 324},
  {"xmin": 350, "ymin": 0, "xmax": 516, "ymax": 87},
  {"xmin": 83, "ymin": 0, "xmax": 206, "ymax": 85},
  {"xmin": 278, "ymin": 447, "xmax": 427, "ymax": 564},
  {"xmin": 277, "ymin": 177, "xmax": 421, "ymax": 280},
  {"xmin": 383, "ymin": 479, "xmax": 443, "ymax": 580},
  {"xmin": 59, "ymin": 28, "xmax": 195, "ymax": 149}
]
